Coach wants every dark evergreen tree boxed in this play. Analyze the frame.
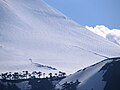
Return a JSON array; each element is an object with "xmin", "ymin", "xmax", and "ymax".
[
  {"xmin": 0, "ymin": 82, "xmax": 21, "ymax": 90},
  {"xmin": 28, "ymin": 78, "xmax": 54, "ymax": 90},
  {"xmin": 61, "ymin": 80, "xmax": 80, "ymax": 90}
]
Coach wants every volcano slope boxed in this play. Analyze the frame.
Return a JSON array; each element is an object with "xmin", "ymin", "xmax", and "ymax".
[{"xmin": 0, "ymin": 0, "xmax": 120, "ymax": 73}]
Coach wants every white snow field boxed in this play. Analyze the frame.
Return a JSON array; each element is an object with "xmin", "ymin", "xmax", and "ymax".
[
  {"xmin": 86, "ymin": 25, "xmax": 120, "ymax": 46},
  {"xmin": 0, "ymin": 0, "xmax": 120, "ymax": 74}
]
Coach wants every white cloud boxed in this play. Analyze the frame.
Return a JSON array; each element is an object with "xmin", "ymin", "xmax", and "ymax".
[{"xmin": 86, "ymin": 25, "xmax": 120, "ymax": 46}]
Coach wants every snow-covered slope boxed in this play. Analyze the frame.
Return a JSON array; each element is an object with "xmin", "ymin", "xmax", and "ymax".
[
  {"xmin": 86, "ymin": 25, "xmax": 120, "ymax": 46},
  {"xmin": 0, "ymin": 0, "xmax": 120, "ymax": 74},
  {"xmin": 57, "ymin": 57, "xmax": 120, "ymax": 90}
]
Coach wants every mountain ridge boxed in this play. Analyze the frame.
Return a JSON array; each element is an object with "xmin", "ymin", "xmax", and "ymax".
[{"xmin": 56, "ymin": 57, "xmax": 120, "ymax": 90}]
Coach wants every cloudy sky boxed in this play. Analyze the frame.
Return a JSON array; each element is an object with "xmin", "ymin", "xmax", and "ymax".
[{"xmin": 45, "ymin": 0, "xmax": 120, "ymax": 29}]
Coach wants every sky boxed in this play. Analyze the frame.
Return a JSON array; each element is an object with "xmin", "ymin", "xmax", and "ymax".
[{"xmin": 45, "ymin": 0, "xmax": 120, "ymax": 29}]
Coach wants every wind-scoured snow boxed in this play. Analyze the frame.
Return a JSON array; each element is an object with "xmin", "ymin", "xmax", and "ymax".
[
  {"xmin": 0, "ymin": 0, "xmax": 120, "ymax": 74},
  {"xmin": 86, "ymin": 25, "xmax": 120, "ymax": 46}
]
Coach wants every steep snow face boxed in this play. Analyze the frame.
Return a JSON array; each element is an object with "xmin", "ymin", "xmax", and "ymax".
[
  {"xmin": 0, "ymin": 0, "xmax": 120, "ymax": 73},
  {"xmin": 57, "ymin": 57, "xmax": 120, "ymax": 90},
  {"xmin": 86, "ymin": 25, "xmax": 120, "ymax": 46}
]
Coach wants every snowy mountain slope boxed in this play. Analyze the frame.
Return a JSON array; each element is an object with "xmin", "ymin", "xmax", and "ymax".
[
  {"xmin": 86, "ymin": 25, "xmax": 120, "ymax": 46},
  {"xmin": 0, "ymin": 0, "xmax": 120, "ymax": 74},
  {"xmin": 56, "ymin": 57, "xmax": 120, "ymax": 90}
]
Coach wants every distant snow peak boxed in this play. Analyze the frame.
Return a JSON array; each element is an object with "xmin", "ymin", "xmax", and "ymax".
[{"xmin": 86, "ymin": 25, "xmax": 120, "ymax": 45}]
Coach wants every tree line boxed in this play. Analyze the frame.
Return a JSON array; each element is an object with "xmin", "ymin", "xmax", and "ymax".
[{"xmin": 0, "ymin": 71, "xmax": 66, "ymax": 80}]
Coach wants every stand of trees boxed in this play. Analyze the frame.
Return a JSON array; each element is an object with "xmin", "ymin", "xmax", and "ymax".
[
  {"xmin": 0, "ymin": 71, "xmax": 67, "ymax": 90},
  {"xmin": 0, "ymin": 71, "xmax": 66, "ymax": 81},
  {"xmin": 0, "ymin": 82, "xmax": 21, "ymax": 90},
  {"xmin": 61, "ymin": 80, "xmax": 80, "ymax": 90},
  {"xmin": 0, "ymin": 71, "xmax": 80, "ymax": 90}
]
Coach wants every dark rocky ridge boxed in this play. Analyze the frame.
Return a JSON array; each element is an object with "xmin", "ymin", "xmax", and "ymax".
[{"xmin": 100, "ymin": 57, "xmax": 120, "ymax": 90}]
